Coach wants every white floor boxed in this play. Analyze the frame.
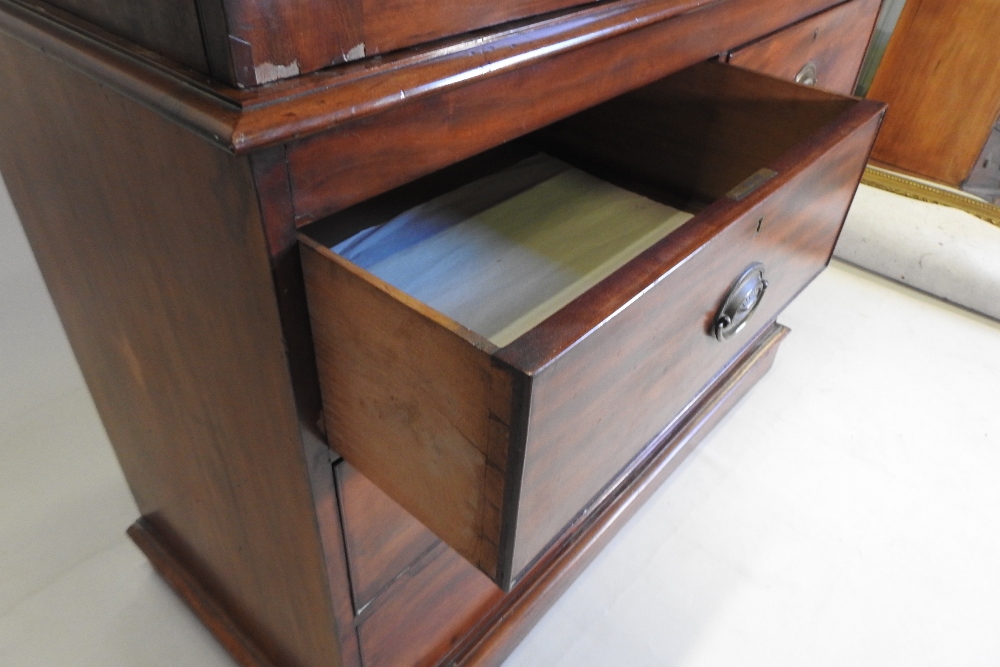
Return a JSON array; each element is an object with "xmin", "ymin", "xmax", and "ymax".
[{"xmin": 3, "ymin": 175, "xmax": 1000, "ymax": 666}]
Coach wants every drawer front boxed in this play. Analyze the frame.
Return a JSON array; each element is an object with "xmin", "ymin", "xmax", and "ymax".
[
  {"xmin": 335, "ymin": 462, "xmax": 440, "ymax": 612},
  {"xmin": 356, "ymin": 543, "xmax": 502, "ymax": 667},
  {"xmin": 300, "ymin": 62, "xmax": 885, "ymax": 589},
  {"xmin": 507, "ymin": 117, "xmax": 878, "ymax": 576},
  {"xmin": 727, "ymin": 0, "xmax": 881, "ymax": 95}
]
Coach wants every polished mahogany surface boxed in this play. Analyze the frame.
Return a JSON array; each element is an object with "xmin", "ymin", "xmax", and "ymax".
[
  {"xmin": 0, "ymin": 0, "xmax": 884, "ymax": 664},
  {"xmin": 727, "ymin": 0, "xmax": 880, "ymax": 95},
  {"xmin": 0, "ymin": 29, "xmax": 345, "ymax": 667}
]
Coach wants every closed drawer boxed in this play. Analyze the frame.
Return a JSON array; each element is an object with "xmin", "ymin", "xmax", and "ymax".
[
  {"xmin": 300, "ymin": 61, "xmax": 884, "ymax": 589},
  {"xmin": 727, "ymin": 0, "xmax": 881, "ymax": 95},
  {"xmin": 335, "ymin": 461, "xmax": 440, "ymax": 613}
]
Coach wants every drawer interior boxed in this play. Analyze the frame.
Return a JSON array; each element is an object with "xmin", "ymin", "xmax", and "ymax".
[
  {"xmin": 319, "ymin": 153, "xmax": 693, "ymax": 347},
  {"xmin": 304, "ymin": 62, "xmax": 857, "ymax": 350}
]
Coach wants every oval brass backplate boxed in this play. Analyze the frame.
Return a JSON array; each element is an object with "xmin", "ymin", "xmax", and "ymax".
[
  {"xmin": 714, "ymin": 262, "xmax": 768, "ymax": 341},
  {"xmin": 795, "ymin": 61, "xmax": 818, "ymax": 87}
]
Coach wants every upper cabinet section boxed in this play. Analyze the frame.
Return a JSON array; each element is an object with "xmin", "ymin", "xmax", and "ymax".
[
  {"xmin": 34, "ymin": 0, "xmax": 881, "ymax": 89},
  {"xmin": 41, "ymin": 0, "xmax": 209, "ymax": 72},
  {"xmin": 42, "ymin": 0, "xmax": 606, "ymax": 87}
]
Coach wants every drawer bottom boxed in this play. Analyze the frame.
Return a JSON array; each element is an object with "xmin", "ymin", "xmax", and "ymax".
[{"xmin": 127, "ymin": 322, "xmax": 790, "ymax": 667}]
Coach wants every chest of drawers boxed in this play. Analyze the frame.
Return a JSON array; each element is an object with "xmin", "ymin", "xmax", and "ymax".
[{"xmin": 0, "ymin": 0, "xmax": 883, "ymax": 664}]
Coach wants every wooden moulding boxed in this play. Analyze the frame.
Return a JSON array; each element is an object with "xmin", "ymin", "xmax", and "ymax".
[
  {"xmin": 299, "ymin": 62, "xmax": 885, "ymax": 589},
  {"xmin": 128, "ymin": 521, "xmax": 278, "ymax": 667},
  {"xmin": 861, "ymin": 164, "xmax": 1000, "ymax": 228}
]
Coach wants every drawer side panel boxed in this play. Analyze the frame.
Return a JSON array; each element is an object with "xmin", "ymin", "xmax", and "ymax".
[{"xmin": 300, "ymin": 237, "xmax": 520, "ymax": 582}]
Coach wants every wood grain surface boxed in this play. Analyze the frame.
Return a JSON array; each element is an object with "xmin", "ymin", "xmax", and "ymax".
[
  {"xmin": 356, "ymin": 543, "xmax": 503, "ymax": 667},
  {"xmin": 128, "ymin": 521, "xmax": 279, "ymax": 667},
  {"xmin": 0, "ymin": 2, "xmax": 886, "ymax": 665},
  {"xmin": 503, "ymin": 76, "xmax": 883, "ymax": 578},
  {"xmin": 199, "ymin": 0, "xmax": 363, "ymax": 86},
  {"xmin": 727, "ymin": 0, "xmax": 880, "ymax": 95},
  {"xmin": 501, "ymin": 63, "xmax": 883, "ymax": 369},
  {"xmin": 302, "ymin": 434, "xmax": 363, "ymax": 667},
  {"xmin": 0, "ymin": 30, "xmax": 345, "ymax": 667},
  {"xmin": 249, "ymin": 147, "xmax": 364, "ymax": 667},
  {"xmin": 534, "ymin": 61, "xmax": 858, "ymax": 206},
  {"xmin": 335, "ymin": 462, "xmax": 440, "ymax": 613},
  {"xmin": 867, "ymin": 0, "xmax": 1000, "ymax": 186},
  {"xmin": 360, "ymin": 0, "xmax": 597, "ymax": 57},
  {"xmin": 300, "ymin": 234, "xmax": 522, "ymax": 583},
  {"xmin": 125, "ymin": 323, "xmax": 793, "ymax": 667},
  {"xmin": 41, "ymin": 0, "xmax": 208, "ymax": 72}
]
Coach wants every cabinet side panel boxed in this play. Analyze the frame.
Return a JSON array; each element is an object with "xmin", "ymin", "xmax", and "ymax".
[{"xmin": 0, "ymin": 33, "xmax": 342, "ymax": 667}]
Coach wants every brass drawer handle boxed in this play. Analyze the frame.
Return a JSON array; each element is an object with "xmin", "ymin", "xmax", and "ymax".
[
  {"xmin": 714, "ymin": 263, "xmax": 768, "ymax": 341},
  {"xmin": 795, "ymin": 61, "xmax": 818, "ymax": 87}
]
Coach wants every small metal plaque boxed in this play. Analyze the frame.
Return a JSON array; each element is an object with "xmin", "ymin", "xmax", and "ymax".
[{"xmin": 725, "ymin": 168, "xmax": 778, "ymax": 202}]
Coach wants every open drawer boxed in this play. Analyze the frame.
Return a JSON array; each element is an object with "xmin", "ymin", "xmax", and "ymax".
[{"xmin": 299, "ymin": 60, "xmax": 884, "ymax": 590}]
